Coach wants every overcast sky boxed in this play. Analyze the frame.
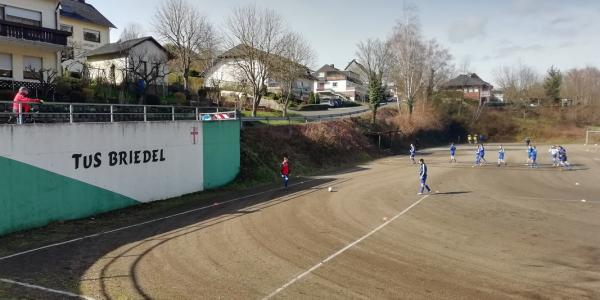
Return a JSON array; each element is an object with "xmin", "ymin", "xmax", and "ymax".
[{"xmin": 91, "ymin": 0, "xmax": 600, "ymax": 85}]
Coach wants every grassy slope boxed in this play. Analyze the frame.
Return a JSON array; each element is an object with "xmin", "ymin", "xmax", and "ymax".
[
  {"xmin": 237, "ymin": 117, "xmax": 378, "ymax": 187},
  {"xmin": 471, "ymin": 107, "xmax": 596, "ymax": 144}
]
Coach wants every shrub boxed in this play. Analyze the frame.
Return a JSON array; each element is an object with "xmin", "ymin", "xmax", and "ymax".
[
  {"xmin": 314, "ymin": 93, "xmax": 321, "ymax": 104},
  {"xmin": 69, "ymin": 91, "xmax": 85, "ymax": 103},
  {"xmin": 173, "ymin": 92, "xmax": 187, "ymax": 106},
  {"xmin": 54, "ymin": 76, "xmax": 85, "ymax": 102},
  {"xmin": 82, "ymin": 88, "xmax": 94, "ymax": 102},
  {"xmin": 341, "ymin": 100, "xmax": 360, "ymax": 107},
  {"xmin": 197, "ymin": 88, "xmax": 208, "ymax": 100},
  {"xmin": 145, "ymin": 94, "xmax": 161, "ymax": 105},
  {"xmin": 168, "ymin": 84, "xmax": 183, "ymax": 94}
]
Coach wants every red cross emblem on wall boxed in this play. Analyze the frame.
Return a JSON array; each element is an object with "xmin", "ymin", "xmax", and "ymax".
[{"xmin": 190, "ymin": 127, "xmax": 199, "ymax": 145}]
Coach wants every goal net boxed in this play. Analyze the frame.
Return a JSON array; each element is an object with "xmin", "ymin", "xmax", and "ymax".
[{"xmin": 585, "ymin": 128, "xmax": 600, "ymax": 145}]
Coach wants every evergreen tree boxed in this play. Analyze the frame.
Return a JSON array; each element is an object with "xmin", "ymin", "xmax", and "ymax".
[
  {"xmin": 314, "ymin": 93, "xmax": 321, "ymax": 104},
  {"xmin": 544, "ymin": 66, "xmax": 562, "ymax": 104},
  {"xmin": 368, "ymin": 75, "xmax": 385, "ymax": 124}
]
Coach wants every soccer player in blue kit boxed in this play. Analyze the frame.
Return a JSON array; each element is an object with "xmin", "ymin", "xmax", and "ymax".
[
  {"xmin": 530, "ymin": 146, "xmax": 538, "ymax": 168},
  {"xmin": 558, "ymin": 146, "xmax": 571, "ymax": 170},
  {"xmin": 479, "ymin": 144, "xmax": 487, "ymax": 164},
  {"xmin": 498, "ymin": 145, "xmax": 506, "ymax": 166},
  {"xmin": 450, "ymin": 143, "xmax": 457, "ymax": 163},
  {"xmin": 418, "ymin": 159, "xmax": 432, "ymax": 195},
  {"xmin": 474, "ymin": 145, "xmax": 482, "ymax": 167}
]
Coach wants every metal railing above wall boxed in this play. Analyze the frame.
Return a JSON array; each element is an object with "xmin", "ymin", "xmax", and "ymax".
[
  {"xmin": 0, "ymin": 101, "xmax": 369, "ymax": 126},
  {"xmin": 0, "ymin": 101, "xmax": 236, "ymax": 125}
]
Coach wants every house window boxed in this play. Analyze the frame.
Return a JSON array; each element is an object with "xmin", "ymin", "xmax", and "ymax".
[
  {"xmin": 62, "ymin": 47, "xmax": 75, "ymax": 61},
  {"xmin": 60, "ymin": 24, "xmax": 73, "ymax": 33},
  {"xmin": 333, "ymin": 82, "xmax": 338, "ymax": 87},
  {"xmin": 140, "ymin": 60, "xmax": 147, "ymax": 75},
  {"xmin": 83, "ymin": 29, "xmax": 101, "ymax": 43},
  {"xmin": 0, "ymin": 6, "xmax": 4, "ymax": 20},
  {"xmin": 0, "ymin": 53, "xmax": 12, "ymax": 78},
  {"xmin": 318, "ymin": 72, "xmax": 325, "ymax": 78},
  {"xmin": 5, "ymin": 6, "xmax": 42, "ymax": 27},
  {"xmin": 474, "ymin": 88, "xmax": 479, "ymax": 93},
  {"xmin": 23, "ymin": 56, "xmax": 42, "ymax": 80}
]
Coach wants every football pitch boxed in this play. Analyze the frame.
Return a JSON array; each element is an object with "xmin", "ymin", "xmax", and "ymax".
[{"xmin": 1, "ymin": 144, "xmax": 599, "ymax": 299}]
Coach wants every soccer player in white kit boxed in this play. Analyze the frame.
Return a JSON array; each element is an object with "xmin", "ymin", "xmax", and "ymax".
[
  {"xmin": 549, "ymin": 146, "xmax": 559, "ymax": 167},
  {"xmin": 409, "ymin": 144, "xmax": 416, "ymax": 164}
]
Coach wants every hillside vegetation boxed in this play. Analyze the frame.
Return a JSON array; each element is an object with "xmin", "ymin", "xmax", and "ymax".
[{"xmin": 238, "ymin": 102, "xmax": 598, "ymax": 185}]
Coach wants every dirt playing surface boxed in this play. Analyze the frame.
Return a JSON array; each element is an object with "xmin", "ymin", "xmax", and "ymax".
[{"xmin": 1, "ymin": 144, "xmax": 599, "ymax": 299}]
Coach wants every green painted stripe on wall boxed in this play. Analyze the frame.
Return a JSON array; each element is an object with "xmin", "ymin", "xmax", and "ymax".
[
  {"xmin": 0, "ymin": 156, "xmax": 139, "ymax": 236},
  {"xmin": 202, "ymin": 120, "xmax": 241, "ymax": 190}
]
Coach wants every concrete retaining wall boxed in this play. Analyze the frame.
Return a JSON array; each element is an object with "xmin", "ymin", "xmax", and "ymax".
[{"xmin": 0, "ymin": 120, "xmax": 240, "ymax": 235}]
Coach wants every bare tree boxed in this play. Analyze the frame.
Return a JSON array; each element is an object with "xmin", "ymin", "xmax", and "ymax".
[
  {"xmin": 494, "ymin": 62, "xmax": 542, "ymax": 118},
  {"xmin": 423, "ymin": 39, "xmax": 453, "ymax": 105},
  {"xmin": 389, "ymin": 11, "xmax": 428, "ymax": 116},
  {"xmin": 126, "ymin": 48, "xmax": 171, "ymax": 104},
  {"xmin": 272, "ymin": 32, "xmax": 315, "ymax": 117},
  {"xmin": 494, "ymin": 63, "xmax": 540, "ymax": 103},
  {"xmin": 119, "ymin": 23, "xmax": 145, "ymax": 42},
  {"xmin": 356, "ymin": 38, "xmax": 392, "ymax": 123},
  {"xmin": 562, "ymin": 67, "xmax": 600, "ymax": 106},
  {"xmin": 24, "ymin": 66, "xmax": 59, "ymax": 100},
  {"xmin": 206, "ymin": 64, "xmax": 226, "ymax": 106},
  {"xmin": 153, "ymin": 0, "xmax": 216, "ymax": 91},
  {"xmin": 225, "ymin": 4, "xmax": 286, "ymax": 117}
]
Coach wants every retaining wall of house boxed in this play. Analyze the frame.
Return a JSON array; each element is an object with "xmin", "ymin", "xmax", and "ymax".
[{"xmin": 0, "ymin": 120, "xmax": 240, "ymax": 235}]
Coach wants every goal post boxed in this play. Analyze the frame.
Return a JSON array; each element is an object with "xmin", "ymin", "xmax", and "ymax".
[{"xmin": 585, "ymin": 128, "xmax": 600, "ymax": 145}]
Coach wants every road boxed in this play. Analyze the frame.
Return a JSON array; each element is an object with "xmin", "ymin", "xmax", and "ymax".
[
  {"xmin": 292, "ymin": 104, "xmax": 371, "ymax": 117},
  {"xmin": 0, "ymin": 144, "xmax": 599, "ymax": 299}
]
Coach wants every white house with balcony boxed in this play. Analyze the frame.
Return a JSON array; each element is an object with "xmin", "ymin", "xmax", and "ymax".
[
  {"xmin": 59, "ymin": 0, "xmax": 116, "ymax": 77},
  {"xmin": 313, "ymin": 64, "xmax": 366, "ymax": 101},
  {"xmin": 0, "ymin": 0, "xmax": 71, "ymax": 96}
]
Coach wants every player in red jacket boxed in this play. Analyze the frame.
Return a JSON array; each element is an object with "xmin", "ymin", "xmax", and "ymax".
[{"xmin": 281, "ymin": 155, "xmax": 290, "ymax": 189}]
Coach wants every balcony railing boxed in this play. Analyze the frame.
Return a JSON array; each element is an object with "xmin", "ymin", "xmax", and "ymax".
[{"xmin": 0, "ymin": 20, "xmax": 71, "ymax": 46}]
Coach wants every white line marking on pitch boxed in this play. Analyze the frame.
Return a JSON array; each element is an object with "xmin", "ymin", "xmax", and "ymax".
[
  {"xmin": 0, "ymin": 179, "xmax": 320, "ymax": 262},
  {"xmin": 263, "ymin": 194, "xmax": 430, "ymax": 300},
  {"xmin": 0, "ymin": 278, "xmax": 95, "ymax": 300}
]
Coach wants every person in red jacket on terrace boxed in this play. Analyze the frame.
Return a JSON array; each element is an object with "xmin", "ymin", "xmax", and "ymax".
[
  {"xmin": 281, "ymin": 155, "xmax": 290, "ymax": 189},
  {"xmin": 13, "ymin": 87, "xmax": 43, "ymax": 113}
]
